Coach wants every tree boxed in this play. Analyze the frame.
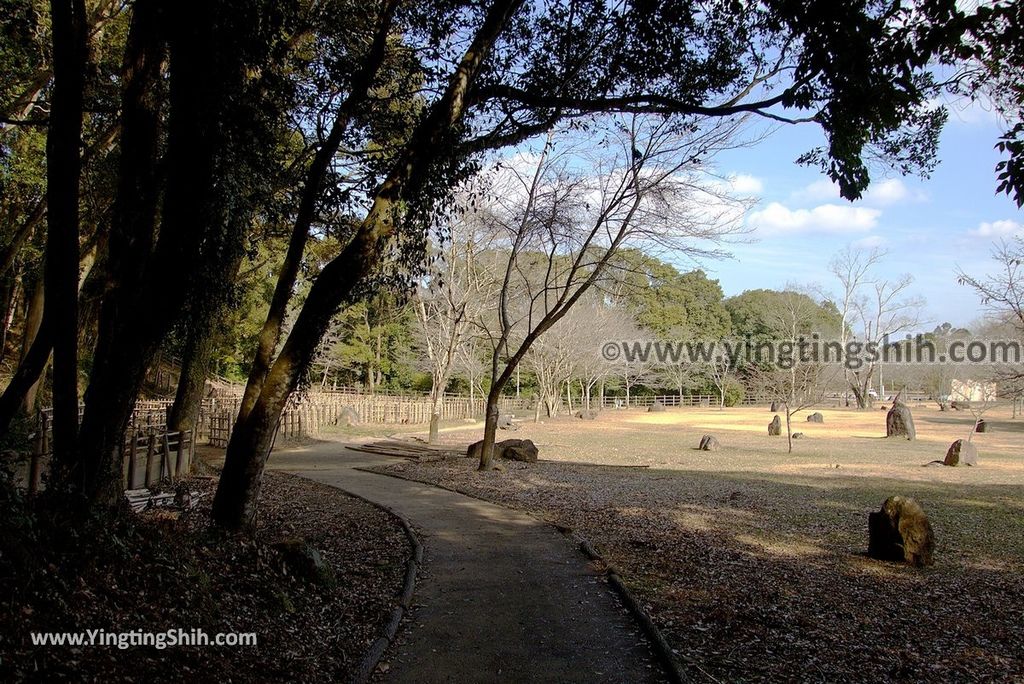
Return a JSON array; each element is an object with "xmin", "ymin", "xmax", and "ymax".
[
  {"xmin": 413, "ymin": 207, "xmax": 497, "ymax": 441},
  {"xmin": 829, "ymin": 248, "xmax": 922, "ymax": 408},
  {"xmin": 470, "ymin": 116, "xmax": 744, "ymax": 469}
]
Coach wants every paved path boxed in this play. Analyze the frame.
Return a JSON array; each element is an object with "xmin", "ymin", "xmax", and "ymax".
[{"xmin": 268, "ymin": 440, "xmax": 663, "ymax": 683}]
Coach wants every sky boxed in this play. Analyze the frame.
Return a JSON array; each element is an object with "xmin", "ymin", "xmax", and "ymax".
[{"xmin": 680, "ymin": 96, "xmax": 1023, "ymax": 331}]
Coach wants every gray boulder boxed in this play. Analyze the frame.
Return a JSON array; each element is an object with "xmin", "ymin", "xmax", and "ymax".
[
  {"xmin": 944, "ymin": 439, "xmax": 978, "ymax": 466},
  {"xmin": 466, "ymin": 438, "xmax": 539, "ymax": 463},
  {"xmin": 886, "ymin": 402, "xmax": 916, "ymax": 440},
  {"xmin": 648, "ymin": 401, "xmax": 666, "ymax": 413},
  {"xmin": 768, "ymin": 415, "xmax": 782, "ymax": 436},
  {"xmin": 770, "ymin": 401, "xmax": 779, "ymax": 413},
  {"xmin": 576, "ymin": 410, "xmax": 599, "ymax": 420},
  {"xmin": 339, "ymin": 406, "xmax": 360, "ymax": 427},
  {"xmin": 806, "ymin": 412, "xmax": 824, "ymax": 423},
  {"xmin": 698, "ymin": 434, "xmax": 720, "ymax": 451}
]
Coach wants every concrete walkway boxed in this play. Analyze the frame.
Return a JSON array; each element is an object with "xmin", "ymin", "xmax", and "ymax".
[{"xmin": 268, "ymin": 440, "xmax": 663, "ymax": 683}]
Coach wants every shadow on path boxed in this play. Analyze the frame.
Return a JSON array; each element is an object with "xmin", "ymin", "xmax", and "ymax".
[{"xmin": 268, "ymin": 441, "xmax": 663, "ymax": 684}]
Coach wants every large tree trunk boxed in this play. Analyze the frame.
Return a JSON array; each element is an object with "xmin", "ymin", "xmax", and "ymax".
[
  {"xmin": 20, "ymin": 278, "xmax": 46, "ymax": 415},
  {"xmin": 235, "ymin": 0, "xmax": 401, "ymax": 424},
  {"xmin": 212, "ymin": 0, "xmax": 524, "ymax": 531},
  {"xmin": 44, "ymin": 0, "xmax": 88, "ymax": 483}
]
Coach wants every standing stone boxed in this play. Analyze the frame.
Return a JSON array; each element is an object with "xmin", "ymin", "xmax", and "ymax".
[
  {"xmin": 975, "ymin": 419, "xmax": 988, "ymax": 433},
  {"xmin": 944, "ymin": 439, "xmax": 978, "ymax": 466},
  {"xmin": 806, "ymin": 412, "xmax": 824, "ymax": 423},
  {"xmin": 886, "ymin": 402, "xmax": 916, "ymax": 440},
  {"xmin": 770, "ymin": 401, "xmax": 779, "ymax": 413},
  {"xmin": 768, "ymin": 415, "xmax": 782, "ymax": 436},
  {"xmin": 867, "ymin": 496, "xmax": 935, "ymax": 567},
  {"xmin": 339, "ymin": 406, "xmax": 360, "ymax": 427},
  {"xmin": 698, "ymin": 434, "xmax": 720, "ymax": 451}
]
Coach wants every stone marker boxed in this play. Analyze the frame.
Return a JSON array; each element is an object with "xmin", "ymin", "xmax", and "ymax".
[
  {"xmin": 867, "ymin": 496, "xmax": 935, "ymax": 567},
  {"xmin": 944, "ymin": 439, "xmax": 978, "ymax": 466},
  {"xmin": 886, "ymin": 402, "xmax": 916, "ymax": 440},
  {"xmin": 768, "ymin": 415, "xmax": 782, "ymax": 436},
  {"xmin": 698, "ymin": 434, "xmax": 720, "ymax": 451}
]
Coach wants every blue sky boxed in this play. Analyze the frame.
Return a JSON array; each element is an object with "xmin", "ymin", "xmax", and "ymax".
[{"xmin": 689, "ymin": 99, "xmax": 1023, "ymax": 330}]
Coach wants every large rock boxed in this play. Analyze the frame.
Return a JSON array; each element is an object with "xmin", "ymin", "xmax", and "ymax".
[
  {"xmin": 648, "ymin": 401, "xmax": 666, "ymax": 413},
  {"xmin": 272, "ymin": 539, "xmax": 336, "ymax": 586},
  {"xmin": 768, "ymin": 415, "xmax": 782, "ymax": 436},
  {"xmin": 806, "ymin": 412, "xmax": 824, "ymax": 423},
  {"xmin": 466, "ymin": 438, "xmax": 539, "ymax": 463},
  {"xmin": 867, "ymin": 496, "xmax": 935, "ymax": 567},
  {"xmin": 576, "ymin": 410, "xmax": 599, "ymax": 420},
  {"xmin": 339, "ymin": 406, "xmax": 360, "ymax": 427},
  {"xmin": 944, "ymin": 439, "xmax": 978, "ymax": 466},
  {"xmin": 497, "ymin": 411, "xmax": 515, "ymax": 429},
  {"xmin": 698, "ymin": 434, "xmax": 720, "ymax": 451},
  {"xmin": 886, "ymin": 402, "xmax": 916, "ymax": 440}
]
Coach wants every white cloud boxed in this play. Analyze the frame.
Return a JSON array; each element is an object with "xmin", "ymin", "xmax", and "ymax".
[
  {"xmin": 727, "ymin": 174, "xmax": 764, "ymax": 195},
  {"xmin": 791, "ymin": 177, "xmax": 921, "ymax": 207},
  {"xmin": 969, "ymin": 219, "xmax": 1024, "ymax": 237},
  {"xmin": 748, "ymin": 202, "xmax": 881, "ymax": 235},
  {"xmin": 865, "ymin": 178, "xmax": 909, "ymax": 205}
]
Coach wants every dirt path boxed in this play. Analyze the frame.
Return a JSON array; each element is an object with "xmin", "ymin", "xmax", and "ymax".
[{"xmin": 268, "ymin": 441, "xmax": 663, "ymax": 684}]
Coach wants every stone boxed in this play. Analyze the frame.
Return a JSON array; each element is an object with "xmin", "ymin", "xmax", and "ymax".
[
  {"xmin": 698, "ymin": 434, "xmax": 720, "ymax": 451},
  {"xmin": 886, "ymin": 402, "xmax": 916, "ymax": 440},
  {"xmin": 576, "ymin": 410, "xmax": 598, "ymax": 420},
  {"xmin": 867, "ymin": 496, "xmax": 935, "ymax": 567},
  {"xmin": 272, "ymin": 539, "xmax": 336, "ymax": 586},
  {"xmin": 648, "ymin": 401, "xmax": 666, "ymax": 412},
  {"xmin": 497, "ymin": 438, "xmax": 539, "ymax": 463},
  {"xmin": 944, "ymin": 439, "xmax": 978, "ymax": 466},
  {"xmin": 768, "ymin": 415, "xmax": 782, "ymax": 436},
  {"xmin": 806, "ymin": 412, "xmax": 824, "ymax": 423},
  {"xmin": 339, "ymin": 406, "xmax": 360, "ymax": 427},
  {"xmin": 792, "ymin": 432, "xmax": 804, "ymax": 439},
  {"xmin": 466, "ymin": 438, "xmax": 539, "ymax": 463},
  {"xmin": 975, "ymin": 419, "xmax": 988, "ymax": 433},
  {"xmin": 951, "ymin": 400, "xmax": 971, "ymax": 411},
  {"xmin": 497, "ymin": 411, "xmax": 515, "ymax": 429},
  {"xmin": 770, "ymin": 401, "xmax": 779, "ymax": 413}
]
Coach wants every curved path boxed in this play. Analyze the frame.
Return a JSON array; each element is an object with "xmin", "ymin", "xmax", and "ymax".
[{"xmin": 268, "ymin": 440, "xmax": 663, "ymax": 683}]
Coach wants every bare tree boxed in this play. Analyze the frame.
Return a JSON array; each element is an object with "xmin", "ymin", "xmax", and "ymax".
[
  {"xmin": 472, "ymin": 116, "xmax": 747, "ymax": 468},
  {"xmin": 830, "ymin": 247, "xmax": 922, "ymax": 408},
  {"xmin": 413, "ymin": 209, "xmax": 496, "ymax": 441}
]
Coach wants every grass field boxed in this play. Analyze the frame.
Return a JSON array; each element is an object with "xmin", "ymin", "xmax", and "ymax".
[{"xmin": 374, "ymin": 404, "xmax": 1024, "ymax": 682}]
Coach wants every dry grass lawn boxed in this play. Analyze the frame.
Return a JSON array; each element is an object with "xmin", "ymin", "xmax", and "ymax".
[{"xmin": 372, "ymin": 403, "xmax": 1024, "ymax": 683}]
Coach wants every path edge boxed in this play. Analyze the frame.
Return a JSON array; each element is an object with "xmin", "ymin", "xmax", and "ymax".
[
  {"xmin": 355, "ymin": 463, "xmax": 687, "ymax": 684},
  {"xmin": 335, "ymin": 486, "xmax": 423, "ymax": 684}
]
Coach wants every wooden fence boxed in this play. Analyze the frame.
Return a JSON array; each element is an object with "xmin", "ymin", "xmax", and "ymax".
[
  {"xmin": 25, "ymin": 403, "xmax": 197, "ymax": 494},
  {"xmin": 206, "ymin": 391, "xmax": 534, "ymax": 447}
]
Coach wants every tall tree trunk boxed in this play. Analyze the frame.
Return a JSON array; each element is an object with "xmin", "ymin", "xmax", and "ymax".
[
  {"xmin": 20, "ymin": 278, "xmax": 46, "ymax": 415},
  {"xmin": 44, "ymin": 0, "xmax": 88, "ymax": 484},
  {"xmin": 212, "ymin": 0, "xmax": 525, "ymax": 530},
  {"xmin": 235, "ymin": 0, "xmax": 401, "ymax": 424}
]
